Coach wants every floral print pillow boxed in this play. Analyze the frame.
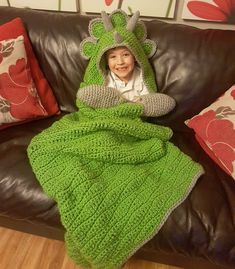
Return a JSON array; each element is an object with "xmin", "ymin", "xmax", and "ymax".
[
  {"xmin": 0, "ymin": 35, "xmax": 48, "ymax": 129},
  {"xmin": 185, "ymin": 85, "xmax": 235, "ymax": 179}
]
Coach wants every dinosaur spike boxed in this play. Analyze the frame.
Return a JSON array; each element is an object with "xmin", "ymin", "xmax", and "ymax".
[
  {"xmin": 126, "ymin": 11, "xmax": 140, "ymax": 32},
  {"xmin": 101, "ymin": 10, "xmax": 113, "ymax": 31},
  {"xmin": 113, "ymin": 31, "xmax": 123, "ymax": 43}
]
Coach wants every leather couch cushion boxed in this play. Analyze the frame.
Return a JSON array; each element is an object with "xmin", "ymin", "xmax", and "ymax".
[{"xmin": 0, "ymin": 116, "xmax": 62, "ymax": 227}]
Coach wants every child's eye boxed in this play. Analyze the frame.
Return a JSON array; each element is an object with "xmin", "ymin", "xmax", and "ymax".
[
  {"xmin": 109, "ymin": 55, "xmax": 116, "ymax": 59},
  {"xmin": 123, "ymin": 53, "xmax": 130, "ymax": 57}
]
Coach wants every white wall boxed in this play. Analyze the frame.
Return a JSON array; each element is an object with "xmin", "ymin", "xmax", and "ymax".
[{"xmin": 0, "ymin": 0, "xmax": 234, "ymax": 30}]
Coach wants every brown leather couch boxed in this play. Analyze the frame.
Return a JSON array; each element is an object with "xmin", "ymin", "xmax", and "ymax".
[{"xmin": 0, "ymin": 6, "xmax": 235, "ymax": 269}]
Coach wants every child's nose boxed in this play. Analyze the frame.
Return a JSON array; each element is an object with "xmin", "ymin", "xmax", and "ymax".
[{"xmin": 116, "ymin": 56, "xmax": 124, "ymax": 64}]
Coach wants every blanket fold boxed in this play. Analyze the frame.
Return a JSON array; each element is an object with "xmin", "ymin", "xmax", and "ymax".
[{"xmin": 28, "ymin": 100, "xmax": 204, "ymax": 269}]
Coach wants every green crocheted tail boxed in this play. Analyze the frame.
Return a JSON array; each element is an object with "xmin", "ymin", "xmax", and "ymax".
[{"xmin": 28, "ymin": 101, "xmax": 203, "ymax": 269}]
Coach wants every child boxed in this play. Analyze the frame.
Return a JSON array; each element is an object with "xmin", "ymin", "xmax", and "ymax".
[
  {"xmin": 105, "ymin": 46, "xmax": 149, "ymax": 102},
  {"xmin": 77, "ymin": 10, "xmax": 176, "ymax": 117},
  {"xmin": 28, "ymin": 10, "xmax": 204, "ymax": 269}
]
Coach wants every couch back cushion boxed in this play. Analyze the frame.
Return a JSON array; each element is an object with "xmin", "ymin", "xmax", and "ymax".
[{"xmin": 0, "ymin": 7, "xmax": 235, "ymax": 130}]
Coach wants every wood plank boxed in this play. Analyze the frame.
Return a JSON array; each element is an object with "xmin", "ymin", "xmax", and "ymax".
[{"xmin": 0, "ymin": 227, "xmax": 182, "ymax": 269}]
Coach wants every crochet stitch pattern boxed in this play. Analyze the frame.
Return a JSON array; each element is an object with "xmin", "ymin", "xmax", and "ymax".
[
  {"xmin": 28, "ymin": 100, "xmax": 204, "ymax": 269},
  {"xmin": 79, "ymin": 9, "xmax": 157, "ymax": 92},
  {"xmin": 77, "ymin": 85, "xmax": 176, "ymax": 117}
]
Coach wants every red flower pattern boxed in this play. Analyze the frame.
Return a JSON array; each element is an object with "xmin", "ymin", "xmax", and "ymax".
[
  {"xmin": 0, "ymin": 41, "xmax": 14, "ymax": 64},
  {"xmin": 105, "ymin": 0, "xmax": 113, "ymax": 6},
  {"xmin": 231, "ymin": 89, "xmax": 235, "ymax": 99},
  {"xmin": 0, "ymin": 56, "xmax": 47, "ymax": 123},
  {"xmin": 0, "ymin": 44, "xmax": 3, "ymax": 64},
  {"xmin": 188, "ymin": 109, "xmax": 235, "ymax": 175},
  {"xmin": 187, "ymin": 0, "xmax": 235, "ymax": 23}
]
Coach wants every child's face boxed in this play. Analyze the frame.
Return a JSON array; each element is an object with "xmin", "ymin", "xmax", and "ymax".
[{"xmin": 106, "ymin": 47, "xmax": 135, "ymax": 83}]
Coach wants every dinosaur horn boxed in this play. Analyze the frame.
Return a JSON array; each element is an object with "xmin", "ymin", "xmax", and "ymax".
[
  {"xmin": 113, "ymin": 31, "xmax": 123, "ymax": 43},
  {"xmin": 126, "ymin": 11, "xmax": 140, "ymax": 32},
  {"xmin": 101, "ymin": 10, "xmax": 113, "ymax": 31}
]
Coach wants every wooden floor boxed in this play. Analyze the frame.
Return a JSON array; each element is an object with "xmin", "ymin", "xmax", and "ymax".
[{"xmin": 0, "ymin": 227, "xmax": 183, "ymax": 269}]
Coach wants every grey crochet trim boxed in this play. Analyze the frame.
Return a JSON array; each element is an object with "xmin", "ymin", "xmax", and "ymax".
[
  {"xmin": 126, "ymin": 10, "xmax": 140, "ymax": 31},
  {"xmin": 101, "ymin": 11, "xmax": 113, "ymax": 31},
  {"xmin": 77, "ymin": 86, "xmax": 176, "ymax": 117},
  {"xmin": 79, "ymin": 37, "xmax": 96, "ymax": 60},
  {"xmin": 88, "ymin": 18, "xmax": 104, "ymax": 40},
  {"xmin": 109, "ymin": 9, "xmax": 129, "ymax": 26},
  {"xmin": 135, "ymin": 21, "xmax": 147, "ymax": 42},
  {"xmin": 137, "ymin": 93, "xmax": 176, "ymax": 117},
  {"xmin": 77, "ymin": 85, "xmax": 127, "ymax": 108},
  {"xmin": 144, "ymin": 39, "xmax": 157, "ymax": 58}
]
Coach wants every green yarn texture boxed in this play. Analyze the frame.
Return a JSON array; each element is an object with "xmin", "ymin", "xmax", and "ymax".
[
  {"xmin": 27, "ymin": 101, "xmax": 203, "ymax": 269},
  {"xmin": 79, "ymin": 9, "xmax": 157, "ymax": 92}
]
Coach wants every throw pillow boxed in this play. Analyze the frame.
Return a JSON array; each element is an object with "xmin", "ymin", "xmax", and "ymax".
[
  {"xmin": 0, "ymin": 18, "xmax": 60, "ymax": 129},
  {"xmin": 0, "ymin": 35, "xmax": 48, "ymax": 127},
  {"xmin": 185, "ymin": 85, "xmax": 235, "ymax": 179}
]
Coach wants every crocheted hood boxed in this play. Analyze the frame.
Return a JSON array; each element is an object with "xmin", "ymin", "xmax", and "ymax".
[{"xmin": 79, "ymin": 9, "xmax": 157, "ymax": 92}]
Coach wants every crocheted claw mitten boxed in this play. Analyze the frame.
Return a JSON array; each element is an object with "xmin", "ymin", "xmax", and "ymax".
[
  {"xmin": 77, "ymin": 85, "xmax": 127, "ymax": 108},
  {"xmin": 137, "ymin": 93, "xmax": 176, "ymax": 117}
]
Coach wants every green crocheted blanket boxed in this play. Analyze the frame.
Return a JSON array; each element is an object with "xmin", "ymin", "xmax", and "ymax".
[{"xmin": 27, "ymin": 101, "xmax": 203, "ymax": 269}]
